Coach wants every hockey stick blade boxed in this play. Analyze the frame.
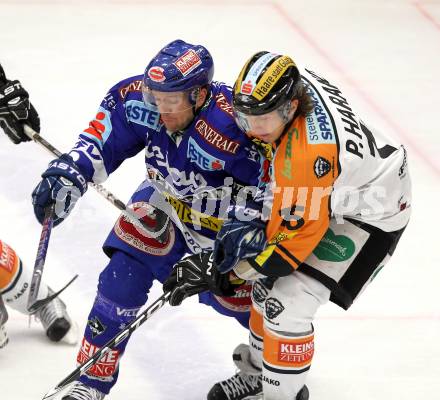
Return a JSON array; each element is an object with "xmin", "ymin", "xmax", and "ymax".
[
  {"xmin": 27, "ymin": 274, "xmax": 78, "ymax": 314},
  {"xmin": 41, "ymin": 292, "xmax": 170, "ymax": 400}
]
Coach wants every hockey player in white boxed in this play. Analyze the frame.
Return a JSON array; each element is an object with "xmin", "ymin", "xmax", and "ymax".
[
  {"xmin": 165, "ymin": 51, "xmax": 411, "ymax": 400},
  {"xmin": 0, "ymin": 239, "xmax": 77, "ymax": 347},
  {"xmin": 0, "ymin": 73, "xmax": 77, "ymax": 347}
]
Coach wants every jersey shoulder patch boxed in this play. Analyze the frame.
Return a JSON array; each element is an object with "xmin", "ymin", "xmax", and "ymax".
[
  {"xmin": 116, "ymin": 75, "xmax": 144, "ymax": 101},
  {"xmin": 195, "ymin": 83, "xmax": 244, "ymax": 155}
]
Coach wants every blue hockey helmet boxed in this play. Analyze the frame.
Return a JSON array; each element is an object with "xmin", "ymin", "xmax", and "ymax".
[
  {"xmin": 143, "ymin": 39, "xmax": 214, "ymax": 91},
  {"xmin": 142, "ymin": 40, "xmax": 214, "ymax": 113}
]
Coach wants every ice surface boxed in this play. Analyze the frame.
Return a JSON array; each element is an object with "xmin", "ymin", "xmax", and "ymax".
[{"xmin": 0, "ymin": 1, "xmax": 439, "ymax": 399}]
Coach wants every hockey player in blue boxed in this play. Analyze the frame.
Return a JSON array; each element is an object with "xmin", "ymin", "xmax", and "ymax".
[{"xmin": 31, "ymin": 40, "xmax": 268, "ymax": 399}]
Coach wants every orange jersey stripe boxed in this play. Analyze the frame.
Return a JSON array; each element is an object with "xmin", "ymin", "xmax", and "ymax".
[
  {"xmin": 0, "ymin": 240, "xmax": 21, "ymax": 291},
  {"xmin": 250, "ymin": 304, "xmax": 264, "ymax": 339},
  {"xmin": 263, "ymin": 327, "xmax": 314, "ymax": 370}
]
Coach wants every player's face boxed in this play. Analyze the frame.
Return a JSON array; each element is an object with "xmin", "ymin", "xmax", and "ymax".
[
  {"xmin": 150, "ymin": 91, "xmax": 195, "ymax": 132},
  {"xmin": 245, "ymin": 111, "xmax": 286, "ymax": 143},
  {"xmin": 235, "ymin": 100, "xmax": 298, "ymax": 143}
]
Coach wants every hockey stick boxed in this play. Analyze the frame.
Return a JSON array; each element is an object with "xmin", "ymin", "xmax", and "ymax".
[
  {"xmin": 42, "ymin": 291, "xmax": 170, "ymax": 400},
  {"xmin": 1, "ymin": 63, "xmax": 166, "ymax": 238},
  {"xmin": 27, "ymin": 204, "xmax": 78, "ymax": 314},
  {"xmin": 0, "ymin": 65, "xmax": 129, "ymax": 218},
  {"xmin": 28, "ymin": 274, "xmax": 78, "ymax": 314},
  {"xmin": 22, "ymin": 124, "xmax": 130, "ymax": 211},
  {"xmin": 26, "ymin": 122, "xmax": 172, "ymax": 238},
  {"xmin": 22, "ymin": 124, "xmax": 169, "ymax": 239},
  {"xmin": 26, "ymin": 204, "xmax": 56, "ymax": 312}
]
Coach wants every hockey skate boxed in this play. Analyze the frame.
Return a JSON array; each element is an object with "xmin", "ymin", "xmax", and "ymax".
[
  {"xmin": 208, "ymin": 372, "xmax": 262, "ymax": 400},
  {"xmin": 208, "ymin": 344, "xmax": 263, "ymax": 400},
  {"xmin": 36, "ymin": 288, "xmax": 78, "ymax": 344},
  {"xmin": 209, "ymin": 375, "xmax": 308, "ymax": 400},
  {"xmin": 207, "ymin": 344, "xmax": 309, "ymax": 400},
  {"xmin": 62, "ymin": 381, "xmax": 105, "ymax": 400}
]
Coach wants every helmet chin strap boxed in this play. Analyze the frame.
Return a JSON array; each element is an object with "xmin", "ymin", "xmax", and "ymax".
[
  {"xmin": 165, "ymin": 87, "xmax": 205, "ymax": 135},
  {"xmin": 278, "ymin": 100, "xmax": 294, "ymax": 124},
  {"xmin": 189, "ymin": 85, "xmax": 211, "ymax": 126},
  {"xmin": 172, "ymin": 99, "xmax": 204, "ymax": 134},
  {"xmin": 274, "ymin": 103, "xmax": 297, "ymax": 146},
  {"xmin": 191, "ymin": 104, "xmax": 197, "ymax": 119},
  {"xmin": 169, "ymin": 85, "xmax": 211, "ymax": 135}
]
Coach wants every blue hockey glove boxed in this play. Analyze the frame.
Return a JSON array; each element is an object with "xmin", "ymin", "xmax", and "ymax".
[
  {"xmin": 214, "ymin": 217, "xmax": 267, "ymax": 273},
  {"xmin": 32, "ymin": 154, "xmax": 88, "ymax": 226}
]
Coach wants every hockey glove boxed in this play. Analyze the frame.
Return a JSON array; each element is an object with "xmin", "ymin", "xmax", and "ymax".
[
  {"xmin": 214, "ymin": 212, "xmax": 268, "ymax": 274},
  {"xmin": 0, "ymin": 78, "xmax": 40, "ymax": 144},
  {"xmin": 163, "ymin": 252, "xmax": 242, "ymax": 306},
  {"xmin": 32, "ymin": 154, "xmax": 88, "ymax": 226}
]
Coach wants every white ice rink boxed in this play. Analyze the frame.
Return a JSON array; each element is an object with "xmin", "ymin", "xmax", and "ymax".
[{"xmin": 0, "ymin": 0, "xmax": 439, "ymax": 399}]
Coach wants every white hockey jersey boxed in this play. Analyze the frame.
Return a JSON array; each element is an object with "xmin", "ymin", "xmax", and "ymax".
[{"xmin": 255, "ymin": 67, "xmax": 411, "ymax": 272}]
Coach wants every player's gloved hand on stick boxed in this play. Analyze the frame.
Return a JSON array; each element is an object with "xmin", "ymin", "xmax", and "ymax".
[
  {"xmin": 214, "ymin": 213, "xmax": 267, "ymax": 274},
  {"xmin": 0, "ymin": 76, "xmax": 40, "ymax": 144},
  {"xmin": 163, "ymin": 252, "xmax": 243, "ymax": 306},
  {"xmin": 32, "ymin": 154, "xmax": 88, "ymax": 226}
]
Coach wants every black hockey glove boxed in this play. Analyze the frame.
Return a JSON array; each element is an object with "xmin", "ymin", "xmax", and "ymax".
[
  {"xmin": 163, "ymin": 252, "xmax": 242, "ymax": 306},
  {"xmin": 0, "ymin": 73, "xmax": 40, "ymax": 144}
]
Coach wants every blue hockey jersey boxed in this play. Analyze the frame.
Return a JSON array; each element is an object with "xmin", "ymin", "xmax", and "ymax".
[{"xmin": 69, "ymin": 76, "xmax": 268, "ymax": 250}]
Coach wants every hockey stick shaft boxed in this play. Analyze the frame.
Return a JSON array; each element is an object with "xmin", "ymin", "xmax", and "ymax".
[
  {"xmin": 0, "ymin": 65, "xmax": 126, "ymax": 212},
  {"xmin": 27, "ymin": 204, "xmax": 56, "ymax": 312},
  {"xmin": 22, "ymin": 125, "xmax": 167, "ymax": 239},
  {"xmin": 42, "ymin": 291, "xmax": 170, "ymax": 399},
  {"xmin": 26, "ymin": 206, "xmax": 78, "ymax": 314},
  {"xmin": 23, "ymin": 125, "xmax": 128, "ymax": 211}
]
